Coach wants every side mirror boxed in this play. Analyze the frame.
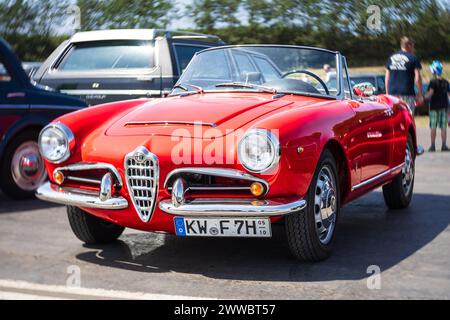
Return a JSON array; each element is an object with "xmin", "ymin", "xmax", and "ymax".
[{"xmin": 353, "ymin": 82, "xmax": 375, "ymax": 97}]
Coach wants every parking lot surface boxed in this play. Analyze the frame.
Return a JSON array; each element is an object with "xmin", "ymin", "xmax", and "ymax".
[{"xmin": 0, "ymin": 127, "xmax": 449, "ymax": 299}]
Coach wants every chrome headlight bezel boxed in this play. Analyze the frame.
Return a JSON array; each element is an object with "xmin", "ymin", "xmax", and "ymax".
[
  {"xmin": 38, "ymin": 123, "xmax": 75, "ymax": 164},
  {"xmin": 238, "ymin": 129, "xmax": 281, "ymax": 173}
]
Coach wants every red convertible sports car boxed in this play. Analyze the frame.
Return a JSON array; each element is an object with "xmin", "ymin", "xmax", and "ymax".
[{"xmin": 36, "ymin": 45, "xmax": 419, "ymax": 261}]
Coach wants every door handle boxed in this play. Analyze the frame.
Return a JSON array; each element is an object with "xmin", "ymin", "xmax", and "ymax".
[
  {"xmin": 384, "ymin": 108, "xmax": 394, "ymax": 116},
  {"xmin": 7, "ymin": 92, "xmax": 26, "ymax": 98}
]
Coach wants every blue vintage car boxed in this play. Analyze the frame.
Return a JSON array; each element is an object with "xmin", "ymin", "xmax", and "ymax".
[{"xmin": 0, "ymin": 38, "xmax": 87, "ymax": 199}]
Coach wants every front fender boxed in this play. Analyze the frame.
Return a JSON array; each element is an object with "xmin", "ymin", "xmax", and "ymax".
[
  {"xmin": 247, "ymin": 100, "xmax": 355, "ymax": 198},
  {"xmin": 0, "ymin": 114, "xmax": 50, "ymax": 162},
  {"xmin": 42, "ymin": 98, "xmax": 153, "ymax": 173}
]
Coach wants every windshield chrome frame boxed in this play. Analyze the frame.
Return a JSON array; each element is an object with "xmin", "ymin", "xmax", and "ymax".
[{"xmin": 172, "ymin": 44, "xmax": 345, "ymax": 100}]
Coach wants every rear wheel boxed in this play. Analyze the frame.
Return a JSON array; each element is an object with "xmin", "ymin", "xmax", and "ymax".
[
  {"xmin": 382, "ymin": 134, "xmax": 415, "ymax": 209},
  {"xmin": 285, "ymin": 149, "xmax": 340, "ymax": 261},
  {"xmin": 0, "ymin": 130, "xmax": 47, "ymax": 199},
  {"xmin": 67, "ymin": 206, "xmax": 125, "ymax": 244}
]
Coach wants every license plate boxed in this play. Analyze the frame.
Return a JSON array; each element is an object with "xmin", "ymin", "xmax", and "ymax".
[{"xmin": 174, "ymin": 217, "xmax": 272, "ymax": 238}]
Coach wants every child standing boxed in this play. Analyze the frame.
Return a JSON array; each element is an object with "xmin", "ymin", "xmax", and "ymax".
[{"xmin": 425, "ymin": 61, "xmax": 449, "ymax": 152}]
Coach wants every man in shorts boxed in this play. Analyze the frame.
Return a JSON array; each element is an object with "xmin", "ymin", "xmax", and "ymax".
[
  {"xmin": 385, "ymin": 37, "xmax": 424, "ymax": 115},
  {"xmin": 425, "ymin": 61, "xmax": 449, "ymax": 152}
]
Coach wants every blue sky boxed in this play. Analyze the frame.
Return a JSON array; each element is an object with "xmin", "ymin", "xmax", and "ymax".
[{"xmin": 170, "ymin": 0, "xmax": 194, "ymax": 29}]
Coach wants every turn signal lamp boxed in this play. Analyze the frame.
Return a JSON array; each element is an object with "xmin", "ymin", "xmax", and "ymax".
[
  {"xmin": 250, "ymin": 182, "xmax": 264, "ymax": 197},
  {"xmin": 53, "ymin": 171, "xmax": 65, "ymax": 185}
]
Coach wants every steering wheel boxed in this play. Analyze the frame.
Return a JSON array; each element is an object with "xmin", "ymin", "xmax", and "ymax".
[{"xmin": 281, "ymin": 70, "xmax": 330, "ymax": 95}]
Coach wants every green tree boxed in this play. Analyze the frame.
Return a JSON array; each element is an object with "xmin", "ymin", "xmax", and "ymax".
[
  {"xmin": 186, "ymin": 0, "xmax": 241, "ymax": 31},
  {"xmin": 76, "ymin": 0, "xmax": 176, "ymax": 30},
  {"xmin": 0, "ymin": 0, "xmax": 70, "ymax": 61}
]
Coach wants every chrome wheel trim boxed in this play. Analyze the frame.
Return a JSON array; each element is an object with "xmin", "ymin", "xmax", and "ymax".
[
  {"xmin": 313, "ymin": 165, "xmax": 337, "ymax": 245},
  {"xmin": 402, "ymin": 143, "xmax": 414, "ymax": 196},
  {"xmin": 11, "ymin": 141, "xmax": 47, "ymax": 191}
]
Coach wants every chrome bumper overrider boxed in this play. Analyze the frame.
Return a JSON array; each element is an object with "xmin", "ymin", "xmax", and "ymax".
[
  {"xmin": 158, "ymin": 198, "xmax": 307, "ymax": 217},
  {"xmin": 36, "ymin": 182, "xmax": 128, "ymax": 210}
]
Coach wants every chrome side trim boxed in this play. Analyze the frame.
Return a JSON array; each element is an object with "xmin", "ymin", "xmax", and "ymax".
[
  {"xmin": 36, "ymin": 182, "xmax": 128, "ymax": 210},
  {"xmin": 54, "ymin": 162, "xmax": 123, "ymax": 188},
  {"xmin": 0, "ymin": 104, "xmax": 29, "ymax": 109},
  {"xmin": 66, "ymin": 176, "xmax": 102, "ymax": 185},
  {"xmin": 30, "ymin": 105, "xmax": 83, "ymax": 111},
  {"xmin": 125, "ymin": 121, "xmax": 217, "ymax": 127},
  {"xmin": 164, "ymin": 167, "xmax": 270, "ymax": 193},
  {"xmin": 159, "ymin": 198, "xmax": 306, "ymax": 217},
  {"xmin": 351, "ymin": 162, "xmax": 405, "ymax": 191},
  {"xmin": 187, "ymin": 186, "xmax": 251, "ymax": 191},
  {"xmin": 60, "ymin": 89, "xmax": 161, "ymax": 96}
]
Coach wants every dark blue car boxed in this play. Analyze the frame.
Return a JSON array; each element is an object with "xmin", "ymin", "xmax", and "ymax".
[{"xmin": 0, "ymin": 38, "xmax": 87, "ymax": 199}]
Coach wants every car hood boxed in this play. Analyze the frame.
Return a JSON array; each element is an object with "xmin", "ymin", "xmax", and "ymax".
[{"xmin": 106, "ymin": 92, "xmax": 321, "ymax": 138}]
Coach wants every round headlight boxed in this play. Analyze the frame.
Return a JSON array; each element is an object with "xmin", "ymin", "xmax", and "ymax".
[
  {"xmin": 238, "ymin": 129, "xmax": 280, "ymax": 173},
  {"xmin": 38, "ymin": 123, "xmax": 74, "ymax": 163}
]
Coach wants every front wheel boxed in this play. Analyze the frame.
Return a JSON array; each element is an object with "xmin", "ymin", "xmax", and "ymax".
[
  {"xmin": 67, "ymin": 206, "xmax": 125, "ymax": 244},
  {"xmin": 382, "ymin": 134, "xmax": 415, "ymax": 209},
  {"xmin": 285, "ymin": 149, "xmax": 340, "ymax": 261}
]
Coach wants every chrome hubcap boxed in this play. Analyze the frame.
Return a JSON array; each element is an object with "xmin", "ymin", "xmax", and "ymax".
[
  {"xmin": 11, "ymin": 141, "xmax": 47, "ymax": 191},
  {"xmin": 314, "ymin": 166, "xmax": 337, "ymax": 245},
  {"xmin": 402, "ymin": 144, "xmax": 414, "ymax": 195}
]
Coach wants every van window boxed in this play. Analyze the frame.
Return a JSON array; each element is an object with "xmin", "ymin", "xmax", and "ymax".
[
  {"xmin": 234, "ymin": 52, "xmax": 257, "ymax": 75},
  {"xmin": 254, "ymin": 56, "xmax": 280, "ymax": 82},
  {"xmin": 186, "ymin": 49, "xmax": 231, "ymax": 81},
  {"xmin": 173, "ymin": 44, "xmax": 209, "ymax": 74},
  {"xmin": 0, "ymin": 61, "xmax": 11, "ymax": 82},
  {"xmin": 58, "ymin": 40, "xmax": 155, "ymax": 71}
]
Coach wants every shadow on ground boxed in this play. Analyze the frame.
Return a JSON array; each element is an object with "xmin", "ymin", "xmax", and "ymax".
[
  {"xmin": 0, "ymin": 191, "xmax": 60, "ymax": 213},
  {"xmin": 75, "ymin": 191, "xmax": 450, "ymax": 282}
]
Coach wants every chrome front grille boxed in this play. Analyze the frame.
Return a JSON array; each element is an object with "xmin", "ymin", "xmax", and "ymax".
[{"xmin": 124, "ymin": 146, "xmax": 159, "ymax": 222}]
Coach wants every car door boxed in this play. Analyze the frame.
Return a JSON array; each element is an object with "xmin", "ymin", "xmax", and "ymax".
[
  {"xmin": 341, "ymin": 59, "xmax": 394, "ymax": 186},
  {"xmin": 348, "ymin": 97, "xmax": 394, "ymax": 183},
  {"xmin": 0, "ymin": 56, "xmax": 29, "ymax": 141}
]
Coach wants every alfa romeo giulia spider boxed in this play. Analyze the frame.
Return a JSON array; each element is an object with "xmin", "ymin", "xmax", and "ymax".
[{"xmin": 36, "ymin": 45, "xmax": 418, "ymax": 261}]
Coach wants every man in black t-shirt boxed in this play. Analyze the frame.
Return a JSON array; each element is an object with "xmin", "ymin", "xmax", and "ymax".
[
  {"xmin": 385, "ymin": 37, "xmax": 424, "ymax": 115},
  {"xmin": 425, "ymin": 61, "xmax": 449, "ymax": 152}
]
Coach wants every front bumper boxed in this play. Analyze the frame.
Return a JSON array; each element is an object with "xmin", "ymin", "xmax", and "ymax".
[
  {"xmin": 36, "ymin": 182, "xmax": 128, "ymax": 210},
  {"xmin": 36, "ymin": 163, "xmax": 306, "ymax": 219},
  {"xmin": 158, "ymin": 198, "xmax": 307, "ymax": 217},
  {"xmin": 36, "ymin": 181, "xmax": 306, "ymax": 218}
]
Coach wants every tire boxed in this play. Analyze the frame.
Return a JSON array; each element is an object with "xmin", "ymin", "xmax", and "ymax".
[
  {"xmin": 67, "ymin": 206, "xmax": 125, "ymax": 244},
  {"xmin": 285, "ymin": 149, "xmax": 340, "ymax": 262},
  {"xmin": 382, "ymin": 134, "xmax": 415, "ymax": 209},
  {"xmin": 0, "ymin": 130, "xmax": 47, "ymax": 199}
]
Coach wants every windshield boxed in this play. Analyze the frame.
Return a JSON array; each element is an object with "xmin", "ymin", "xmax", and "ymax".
[
  {"xmin": 172, "ymin": 46, "xmax": 340, "ymax": 97},
  {"xmin": 58, "ymin": 40, "xmax": 155, "ymax": 71}
]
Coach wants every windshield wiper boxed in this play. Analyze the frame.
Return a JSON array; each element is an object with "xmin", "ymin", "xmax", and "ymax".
[
  {"xmin": 173, "ymin": 83, "xmax": 204, "ymax": 95},
  {"xmin": 215, "ymin": 82, "xmax": 277, "ymax": 94}
]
